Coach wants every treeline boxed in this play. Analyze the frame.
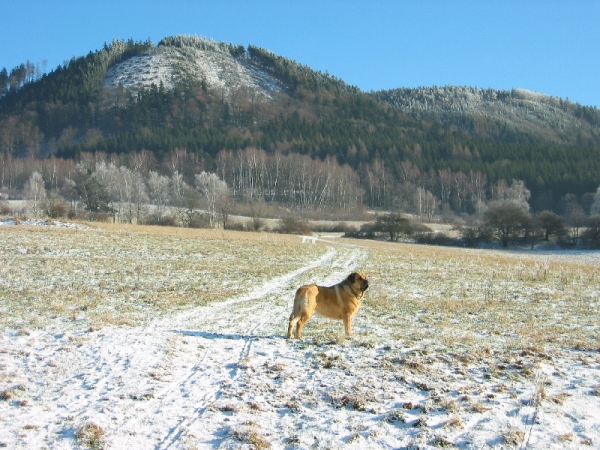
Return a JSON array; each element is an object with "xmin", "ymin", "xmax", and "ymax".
[
  {"xmin": 3, "ymin": 147, "xmax": 600, "ymax": 224},
  {"xmin": 0, "ymin": 61, "xmax": 47, "ymax": 96},
  {"xmin": 2, "ymin": 36, "xmax": 600, "ymax": 214},
  {"xmin": 6, "ymin": 148, "xmax": 600, "ymax": 250}
]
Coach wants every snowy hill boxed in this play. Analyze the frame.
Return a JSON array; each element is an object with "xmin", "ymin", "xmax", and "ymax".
[
  {"xmin": 373, "ymin": 85, "xmax": 600, "ymax": 143},
  {"xmin": 103, "ymin": 38, "xmax": 285, "ymax": 101}
]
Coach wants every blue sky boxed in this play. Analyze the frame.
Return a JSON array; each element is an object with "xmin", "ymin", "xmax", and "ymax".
[{"xmin": 2, "ymin": 1, "xmax": 599, "ymax": 107}]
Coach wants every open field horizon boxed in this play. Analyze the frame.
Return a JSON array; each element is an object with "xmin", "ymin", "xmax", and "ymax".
[{"xmin": 1, "ymin": 221, "xmax": 599, "ymax": 448}]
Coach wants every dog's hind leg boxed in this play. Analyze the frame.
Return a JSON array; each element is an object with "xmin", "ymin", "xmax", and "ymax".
[
  {"xmin": 287, "ymin": 315, "xmax": 300, "ymax": 339},
  {"xmin": 295, "ymin": 314, "xmax": 311, "ymax": 339}
]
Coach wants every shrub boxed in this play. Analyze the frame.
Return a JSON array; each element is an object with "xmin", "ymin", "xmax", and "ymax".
[
  {"xmin": 344, "ymin": 222, "xmax": 376, "ymax": 239},
  {"xmin": 411, "ymin": 221, "xmax": 433, "ymax": 233},
  {"xmin": 44, "ymin": 196, "xmax": 68, "ymax": 218},
  {"xmin": 582, "ymin": 215, "xmax": 600, "ymax": 248},
  {"xmin": 84, "ymin": 212, "xmax": 111, "ymax": 222},
  {"xmin": 415, "ymin": 232, "xmax": 457, "ymax": 246},
  {"xmin": 226, "ymin": 221, "xmax": 248, "ymax": 231},
  {"xmin": 188, "ymin": 213, "xmax": 212, "ymax": 229},
  {"xmin": 374, "ymin": 213, "xmax": 412, "ymax": 241},
  {"xmin": 143, "ymin": 213, "xmax": 178, "ymax": 227},
  {"xmin": 461, "ymin": 226, "xmax": 494, "ymax": 247},
  {"xmin": 311, "ymin": 222, "xmax": 358, "ymax": 234},
  {"xmin": 0, "ymin": 200, "xmax": 11, "ymax": 215},
  {"xmin": 276, "ymin": 214, "xmax": 311, "ymax": 235}
]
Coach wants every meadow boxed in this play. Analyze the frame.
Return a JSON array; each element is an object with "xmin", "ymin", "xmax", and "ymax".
[{"xmin": 0, "ymin": 221, "xmax": 598, "ymax": 449}]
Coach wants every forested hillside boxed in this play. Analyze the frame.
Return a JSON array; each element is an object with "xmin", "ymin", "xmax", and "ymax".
[{"xmin": 1, "ymin": 35, "xmax": 600, "ymax": 217}]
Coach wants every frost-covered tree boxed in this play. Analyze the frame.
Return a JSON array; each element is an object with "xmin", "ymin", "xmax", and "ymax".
[
  {"xmin": 195, "ymin": 171, "xmax": 229, "ymax": 228},
  {"xmin": 70, "ymin": 164, "xmax": 112, "ymax": 214},
  {"xmin": 170, "ymin": 171, "xmax": 191, "ymax": 225},
  {"xmin": 24, "ymin": 171, "xmax": 46, "ymax": 217},
  {"xmin": 94, "ymin": 162, "xmax": 121, "ymax": 221},
  {"xmin": 147, "ymin": 171, "xmax": 171, "ymax": 216},
  {"xmin": 170, "ymin": 171, "xmax": 189, "ymax": 206},
  {"xmin": 492, "ymin": 179, "xmax": 531, "ymax": 212},
  {"xmin": 119, "ymin": 167, "xmax": 148, "ymax": 224}
]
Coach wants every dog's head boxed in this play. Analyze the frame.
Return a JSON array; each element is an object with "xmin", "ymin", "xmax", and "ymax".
[{"xmin": 347, "ymin": 272, "xmax": 369, "ymax": 292}]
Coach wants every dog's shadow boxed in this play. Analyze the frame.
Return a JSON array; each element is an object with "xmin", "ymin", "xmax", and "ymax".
[{"xmin": 169, "ymin": 329, "xmax": 282, "ymax": 340}]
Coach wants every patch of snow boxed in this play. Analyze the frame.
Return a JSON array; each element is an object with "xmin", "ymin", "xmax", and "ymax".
[
  {"xmin": 512, "ymin": 88, "xmax": 550, "ymax": 101},
  {"xmin": 1, "ymin": 239, "xmax": 599, "ymax": 448},
  {"xmin": 103, "ymin": 46, "xmax": 285, "ymax": 101},
  {"xmin": 104, "ymin": 53, "xmax": 175, "ymax": 91},
  {"xmin": 0, "ymin": 218, "xmax": 89, "ymax": 229}
]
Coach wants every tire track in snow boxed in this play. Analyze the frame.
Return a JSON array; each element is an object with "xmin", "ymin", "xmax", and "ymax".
[
  {"xmin": 112, "ymin": 245, "xmax": 355, "ymax": 448},
  {"xmin": 0, "ymin": 243, "xmax": 366, "ymax": 449},
  {"xmin": 154, "ymin": 245, "xmax": 368, "ymax": 449}
]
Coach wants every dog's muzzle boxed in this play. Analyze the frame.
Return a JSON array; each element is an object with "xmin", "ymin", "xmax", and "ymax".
[{"xmin": 362, "ymin": 280, "xmax": 369, "ymax": 291}]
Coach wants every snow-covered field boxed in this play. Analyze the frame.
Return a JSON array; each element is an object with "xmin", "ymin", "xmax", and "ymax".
[{"xmin": 1, "ymin": 223, "xmax": 599, "ymax": 449}]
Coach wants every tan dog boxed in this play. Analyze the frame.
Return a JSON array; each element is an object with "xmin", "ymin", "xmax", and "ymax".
[{"xmin": 287, "ymin": 272, "xmax": 369, "ymax": 339}]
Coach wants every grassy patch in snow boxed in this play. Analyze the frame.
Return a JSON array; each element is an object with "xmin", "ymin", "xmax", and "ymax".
[
  {"xmin": 359, "ymin": 241, "xmax": 600, "ymax": 353},
  {"xmin": 0, "ymin": 223, "xmax": 325, "ymax": 330}
]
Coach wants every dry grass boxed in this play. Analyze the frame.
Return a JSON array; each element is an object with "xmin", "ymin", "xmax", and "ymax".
[
  {"xmin": 503, "ymin": 428, "xmax": 525, "ymax": 446},
  {"xmin": 229, "ymin": 425, "xmax": 272, "ymax": 449},
  {"xmin": 444, "ymin": 415, "xmax": 465, "ymax": 429},
  {"xmin": 0, "ymin": 224, "xmax": 324, "ymax": 329},
  {"xmin": 75, "ymin": 422, "xmax": 106, "ymax": 449},
  {"xmin": 4, "ymin": 224, "xmax": 597, "ymax": 352},
  {"xmin": 557, "ymin": 432, "xmax": 574, "ymax": 442},
  {"xmin": 359, "ymin": 239, "xmax": 599, "ymax": 352}
]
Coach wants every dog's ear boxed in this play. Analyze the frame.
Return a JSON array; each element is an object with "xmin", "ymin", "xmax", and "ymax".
[{"xmin": 347, "ymin": 272, "xmax": 357, "ymax": 283}]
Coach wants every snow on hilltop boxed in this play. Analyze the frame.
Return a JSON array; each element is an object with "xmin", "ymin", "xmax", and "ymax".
[
  {"xmin": 103, "ymin": 38, "xmax": 285, "ymax": 101},
  {"xmin": 103, "ymin": 52, "xmax": 175, "ymax": 91}
]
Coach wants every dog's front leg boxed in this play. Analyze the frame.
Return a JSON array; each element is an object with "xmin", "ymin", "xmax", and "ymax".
[{"xmin": 343, "ymin": 314, "xmax": 353, "ymax": 336}]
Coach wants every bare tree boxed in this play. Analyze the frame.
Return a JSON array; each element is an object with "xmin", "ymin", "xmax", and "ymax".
[
  {"xmin": 94, "ymin": 162, "xmax": 121, "ymax": 222},
  {"xmin": 438, "ymin": 169, "xmax": 453, "ymax": 215},
  {"xmin": 128, "ymin": 150, "xmax": 156, "ymax": 176},
  {"xmin": 119, "ymin": 167, "xmax": 148, "ymax": 224},
  {"xmin": 24, "ymin": 171, "xmax": 46, "ymax": 217},
  {"xmin": 469, "ymin": 170, "xmax": 488, "ymax": 216},
  {"xmin": 414, "ymin": 187, "xmax": 439, "ymax": 222},
  {"xmin": 170, "ymin": 171, "xmax": 189, "ymax": 206},
  {"xmin": 452, "ymin": 171, "xmax": 471, "ymax": 213},
  {"xmin": 492, "ymin": 179, "xmax": 531, "ymax": 212},
  {"xmin": 147, "ymin": 171, "xmax": 170, "ymax": 216},
  {"xmin": 195, "ymin": 171, "xmax": 229, "ymax": 228}
]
